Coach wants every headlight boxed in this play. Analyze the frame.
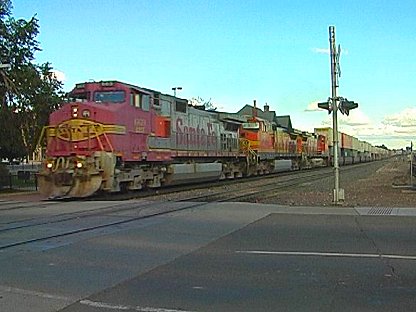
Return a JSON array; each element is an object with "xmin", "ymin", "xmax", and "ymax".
[
  {"xmin": 76, "ymin": 162, "xmax": 83, "ymax": 169},
  {"xmin": 72, "ymin": 106, "xmax": 78, "ymax": 118},
  {"xmin": 46, "ymin": 162, "xmax": 53, "ymax": 169}
]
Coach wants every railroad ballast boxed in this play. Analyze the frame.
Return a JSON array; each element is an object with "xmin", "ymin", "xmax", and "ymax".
[{"xmin": 37, "ymin": 81, "xmax": 390, "ymax": 198}]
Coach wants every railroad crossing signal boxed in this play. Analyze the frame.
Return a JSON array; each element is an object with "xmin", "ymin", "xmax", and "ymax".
[
  {"xmin": 338, "ymin": 98, "xmax": 358, "ymax": 116},
  {"xmin": 317, "ymin": 98, "xmax": 333, "ymax": 114},
  {"xmin": 317, "ymin": 97, "xmax": 358, "ymax": 116},
  {"xmin": 319, "ymin": 26, "xmax": 359, "ymax": 205}
]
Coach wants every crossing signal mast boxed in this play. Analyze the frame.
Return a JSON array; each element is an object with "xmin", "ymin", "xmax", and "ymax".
[{"xmin": 318, "ymin": 26, "xmax": 358, "ymax": 204}]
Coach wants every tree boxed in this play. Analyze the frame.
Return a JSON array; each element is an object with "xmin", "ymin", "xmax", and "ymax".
[
  {"xmin": 0, "ymin": 105, "xmax": 25, "ymax": 160},
  {"xmin": 0, "ymin": 0, "xmax": 63, "ymax": 161},
  {"xmin": 376, "ymin": 144, "xmax": 389, "ymax": 150},
  {"xmin": 189, "ymin": 96, "xmax": 217, "ymax": 111},
  {"xmin": 13, "ymin": 62, "xmax": 63, "ymax": 159}
]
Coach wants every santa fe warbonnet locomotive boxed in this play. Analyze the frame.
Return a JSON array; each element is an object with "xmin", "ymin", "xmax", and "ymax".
[{"xmin": 37, "ymin": 81, "xmax": 390, "ymax": 198}]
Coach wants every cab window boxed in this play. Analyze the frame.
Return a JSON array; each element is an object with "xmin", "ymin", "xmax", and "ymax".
[
  {"xmin": 142, "ymin": 94, "xmax": 150, "ymax": 111},
  {"xmin": 130, "ymin": 92, "xmax": 150, "ymax": 111},
  {"xmin": 68, "ymin": 92, "xmax": 90, "ymax": 102},
  {"xmin": 175, "ymin": 100, "xmax": 187, "ymax": 113},
  {"xmin": 94, "ymin": 91, "xmax": 125, "ymax": 103}
]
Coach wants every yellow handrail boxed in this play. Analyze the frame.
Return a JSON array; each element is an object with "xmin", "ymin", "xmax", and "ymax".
[{"xmin": 239, "ymin": 138, "xmax": 258, "ymax": 164}]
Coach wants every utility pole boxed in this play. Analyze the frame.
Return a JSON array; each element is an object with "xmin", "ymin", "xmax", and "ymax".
[{"xmin": 411, "ymin": 141, "xmax": 414, "ymax": 186}]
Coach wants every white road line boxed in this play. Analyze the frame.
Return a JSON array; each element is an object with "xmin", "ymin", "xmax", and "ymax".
[
  {"xmin": 236, "ymin": 250, "xmax": 416, "ymax": 260},
  {"xmin": 80, "ymin": 299, "xmax": 196, "ymax": 312}
]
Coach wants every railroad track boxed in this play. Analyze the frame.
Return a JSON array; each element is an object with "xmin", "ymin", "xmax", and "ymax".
[
  {"xmin": 91, "ymin": 161, "xmax": 383, "ymax": 202},
  {"xmin": 0, "ymin": 201, "xmax": 54, "ymax": 212},
  {"xmin": 0, "ymin": 161, "xmax": 386, "ymax": 252},
  {"xmin": 176, "ymin": 170, "xmax": 333, "ymax": 202},
  {"xmin": 89, "ymin": 165, "xmax": 330, "ymax": 201},
  {"xmin": 0, "ymin": 200, "xmax": 207, "ymax": 252},
  {"xmin": 0, "ymin": 200, "xmax": 152, "ymax": 230}
]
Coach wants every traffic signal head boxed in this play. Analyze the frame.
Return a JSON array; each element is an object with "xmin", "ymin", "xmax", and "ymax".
[
  {"xmin": 317, "ymin": 98, "xmax": 332, "ymax": 114},
  {"xmin": 339, "ymin": 98, "xmax": 358, "ymax": 116}
]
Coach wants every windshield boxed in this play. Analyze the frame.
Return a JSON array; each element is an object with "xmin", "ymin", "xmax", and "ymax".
[
  {"xmin": 94, "ymin": 91, "xmax": 125, "ymax": 103},
  {"xmin": 67, "ymin": 92, "xmax": 90, "ymax": 102}
]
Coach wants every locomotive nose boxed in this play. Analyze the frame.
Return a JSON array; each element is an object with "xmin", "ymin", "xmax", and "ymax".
[{"xmin": 38, "ymin": 171, "xmax": 103, "ymax": 199}]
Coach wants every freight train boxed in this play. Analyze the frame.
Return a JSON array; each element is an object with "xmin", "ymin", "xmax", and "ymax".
[{"xmin": 37, "ymin": 81, "xmax": 390, "ymax": 198}]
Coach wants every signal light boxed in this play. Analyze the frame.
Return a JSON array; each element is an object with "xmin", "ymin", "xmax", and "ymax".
[
  {"xmin": 338, "ymin": 98, "xmax": 358, "ymax": 116},
  {"xmin": 72, "ymin": 106, "xmax": 78, "ymax": 118},
  {"xmin": 318, "ymin": 97, "xmax": 358, "ymax": 116},
  {"xmin": 101, "ymin": 81, "xmax": 114, "ymax": 87},
  {"xmin": 317, "ymin": 98, "xmax": 332, "ymax": 114}
]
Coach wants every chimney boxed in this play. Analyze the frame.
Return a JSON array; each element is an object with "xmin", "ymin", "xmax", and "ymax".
[{"xmin": 264, "ymin": 102, "xmax": 269, "ymax": 112}]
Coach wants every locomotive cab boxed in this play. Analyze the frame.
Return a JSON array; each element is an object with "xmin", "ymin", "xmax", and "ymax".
[
  {"xmin": 38, "ymin": 81, "xmax": 160, "ymax": 198},
  {"xmin": 239, "ymin": 118, "xmax": 274, "ymax": 153}
]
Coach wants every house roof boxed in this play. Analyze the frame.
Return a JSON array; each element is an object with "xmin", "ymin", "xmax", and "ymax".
[
  {"xmin": 275, "ymin": 115, "xmax": 293, "ymax": 132},
  {"xmin": 236, "ymin": 104, "xmax": 294, "ymax": 132},
  {"xmin": 237, "ymin": 104, "xmax": 277, "ymax": 122}
]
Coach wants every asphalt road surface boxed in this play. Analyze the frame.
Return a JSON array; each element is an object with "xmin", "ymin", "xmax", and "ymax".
[{"xmin": 59, "ymin": 212, "xmax": 416, "ymax": 312}]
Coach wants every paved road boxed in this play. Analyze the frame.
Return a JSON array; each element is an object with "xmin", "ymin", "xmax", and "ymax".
[
  {"xmin": 59, "ymin": 213, "xmax": 416, "ymax": 311},
  {"xmin": 1, "ymin": 197, "xmax": 416, "ymax": 311}
]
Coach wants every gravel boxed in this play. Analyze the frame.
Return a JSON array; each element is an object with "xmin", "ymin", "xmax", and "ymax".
[{"xmin": 262, "ymin": 156, "xmax": 416, "ymax": 208}]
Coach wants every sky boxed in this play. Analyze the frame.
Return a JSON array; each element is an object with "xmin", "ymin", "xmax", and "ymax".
[{"xmin": 12, "ymin": 0, "xmax": 416, "ymax": 149}]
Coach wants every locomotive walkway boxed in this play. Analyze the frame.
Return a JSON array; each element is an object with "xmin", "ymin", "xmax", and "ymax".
[{"xmin": 1, "ymin": 197, "xmax": 416, "ymax": 311}]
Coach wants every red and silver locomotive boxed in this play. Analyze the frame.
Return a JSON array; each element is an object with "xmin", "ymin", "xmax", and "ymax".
[{"xmin": 38, "ymin": 81, "xmax": 247, "ymax": 198}]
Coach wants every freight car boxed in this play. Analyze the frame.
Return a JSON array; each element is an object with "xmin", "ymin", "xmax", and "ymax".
[
  {"xmin": 314, "ymin": 127, "xmax": 390, "ymax": 165},
  {"xmin": 37, "ymin": 81, "xmax": 388, "ymax": 198}
]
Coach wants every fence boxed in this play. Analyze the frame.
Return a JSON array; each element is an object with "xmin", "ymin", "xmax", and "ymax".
[{"xmin": 0, "ymin": 171, "xmax": 38, "ymax": 192}]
